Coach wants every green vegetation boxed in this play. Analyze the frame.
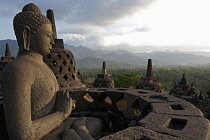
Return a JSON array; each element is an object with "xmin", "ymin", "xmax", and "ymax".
[
  {"xmin": 114, "ymin": 73, "xmax": 140, "ymax": 88},
  {"xmin": 80, "ymin": 66, "xmax": 210, "ymax": 94}
]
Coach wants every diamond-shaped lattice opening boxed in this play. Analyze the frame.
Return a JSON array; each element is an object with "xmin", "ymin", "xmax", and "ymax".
[
  {"xmin": 72, "ymin": 74, "xmax": 75, "ymax": 80},
  {"xmin": 63, "ymin": 60, "xmax": 67, "ymax": 66},
  {"xmin": 170, "ymin": 104, "xmax": 184, "ymax": 110},
  {"xmin": 164, "ymin": 118, "xmax": 187, "ymax": 130},
  {"xmin": 63, "ymin": 75, "xmax": 68, "ymax": 81},
  {"xmin": 59, "ymin": 66, "xmax": 63, "ymax": 73},
  {"xmin": 83, "ymin": 93, "xmax": 94, "ymax": 103},
  {"xmin": 68, "ymin": 67, "xmax": 71, "ymax": 72},
  {"xmin": 52, "ymin": 60, "xmax": 57, "ymax": 66},
  {"xmin": 57, "ymin": 54, "xmax": 62, "ymax": 59},
  {"xmin": 104, "ymin": 96, "xmax": 112, "ymax": 105},
  {"xmin": 55, "ymin": 76, "xmax": 58, "ymax": 79},
  {"xmin": 66, "ymin": 54, "xmax": 70, "ymax": 59},
  {"xmin": 70, "ymin": 60, "xmax": 73, "ymax": 65},
  {"xmin": 116, "ymin": 98, "xmax": 127, "ymax": 111},
  {"xmin": 131, "ymin": 100, "xmax": 141, "ymax": 116},
  {"xmin": 47, "ymin": 54, "xmax": 51, "ymax": 58}
]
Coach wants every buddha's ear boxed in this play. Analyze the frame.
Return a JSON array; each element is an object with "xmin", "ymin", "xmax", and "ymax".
[{"xmin": 23, "ymin": 26, "xmax": 30, "ymax": 51}]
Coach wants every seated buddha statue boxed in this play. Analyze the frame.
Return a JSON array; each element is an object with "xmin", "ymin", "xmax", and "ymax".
[{"xmin": 2, "ymin": 3, "xmax": 102, "ymax": 140}]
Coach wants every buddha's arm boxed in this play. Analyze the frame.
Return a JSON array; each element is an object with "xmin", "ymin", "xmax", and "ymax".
[{"xmin": 2, "ymin": 68, "xmax": 67, "ymax": 140}]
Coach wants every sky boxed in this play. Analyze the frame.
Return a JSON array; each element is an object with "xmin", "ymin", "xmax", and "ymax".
[{"xmin": 1, "ymin": 0, "xmax": 210, "ymax": 52}]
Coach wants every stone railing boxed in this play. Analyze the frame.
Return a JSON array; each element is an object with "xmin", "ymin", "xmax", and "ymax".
[{"xmin": 69, "ymin": 88, "xmax": 210, "ymax": 140}]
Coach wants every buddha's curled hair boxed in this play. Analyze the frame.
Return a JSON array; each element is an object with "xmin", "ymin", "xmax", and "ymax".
[{"xmin": 13, "ymin": 3, "xmax": 51, "ymax": 46}]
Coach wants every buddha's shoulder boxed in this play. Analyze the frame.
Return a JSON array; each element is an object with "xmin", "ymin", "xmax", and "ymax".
[{"xmin": 2, "ymin": 57, "xmax": 37, "ymax": 75}]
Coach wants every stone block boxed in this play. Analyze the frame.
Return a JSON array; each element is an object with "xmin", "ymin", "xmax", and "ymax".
[
  {"xmin": 138, "ymin": 112, "xmax": 210, "ymax": 140},
  {"xmin": 100, "ymin": 126, "xmax": 182, "ymax": 140},
  {"xmin": 151, "ymin": 101, "xmax": 203, "ymax": 117},
  {"xmin": 139, "ymin": 93, "xmax": 183, "ymax": 103}
]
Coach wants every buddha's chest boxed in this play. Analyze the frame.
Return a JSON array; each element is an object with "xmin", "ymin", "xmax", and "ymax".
[{"xmin": 31, "ymin": 64, "xmax": 59, "ymax": 119}]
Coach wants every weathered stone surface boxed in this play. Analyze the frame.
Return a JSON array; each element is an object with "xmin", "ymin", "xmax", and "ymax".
[
  {"xmin": 138, "ymin": 112, "xmax": 210, "ymax": 140},
  {"xmin": 151, "ymin": 101, "xmax": 203, "ymax": 117},
  {"xmin": 123, "ymin": 93, "xmax": 140, "ymax": 119},
  {"xmin": 69, "ymin": 88, "xmax": 209, "ymax": 140},
  {"xmin": 100, "ymin": 126, "xmax": 182, "ymax": 140},
  {"xmin": 139, "ymin": 92, "xmax": 183, "ymax": 103}
]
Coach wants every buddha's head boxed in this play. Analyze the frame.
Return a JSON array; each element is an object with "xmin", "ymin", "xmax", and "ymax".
[{"xmin": 13, "ymin": 3, "xmax": 54, "ymax": 56}]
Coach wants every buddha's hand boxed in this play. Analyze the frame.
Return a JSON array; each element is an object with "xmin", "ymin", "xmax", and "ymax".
[{"xmin": 55, "ymin": 91, "xmax": 76, "ymax": 119}]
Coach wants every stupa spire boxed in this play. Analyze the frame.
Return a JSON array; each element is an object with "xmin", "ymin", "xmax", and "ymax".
[
  {"xmin": 5, "ymin": 43, "xmax": 11, "ymax": 57},
  {"xmin": 146, "ymin": 59, "xmax": 153, "ymax": 78},
  {"xmin": 47, "ymin": 9, "xmax": 57, "ymax": 39},
  {"xmin": 102, "ymin": 61, "xmax": 107, "ymax": 75}
]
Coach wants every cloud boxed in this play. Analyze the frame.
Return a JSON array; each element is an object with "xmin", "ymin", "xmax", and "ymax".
[
  {"xmin": 0, "ymin": 0, "xmax": 155, "ymax": 24},
  {"xmin": 60, "ymin": 33, "xmax": 86, "ymax": 41},
  {"xmin": 58, "ymin": 0, "xmax": 155, "ymax": 26},
  {"xmin": 61, "ymin": 32, "xmax": 104, "ymax": 48},
  {"xmin": 0, "ymin": 0, "xmax": 156, "ymax": 49},
  {"xmin": 134, "ymin": 26, "xmax": 150, "ymax": 32}
]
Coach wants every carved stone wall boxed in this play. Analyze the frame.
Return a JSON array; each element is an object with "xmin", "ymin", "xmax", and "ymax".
[{"xmin": 69, "ymin": 88, "xmax": 210, "ymax": 140}]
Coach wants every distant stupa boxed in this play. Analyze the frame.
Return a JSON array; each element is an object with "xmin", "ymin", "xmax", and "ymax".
[
  {"xmin": 136, "ymin": 59, "xmax": 164, "ymax": 93},
  {"xmin": 93, "ymin": 61, "xmax": 115, "ymax": 88},
  {"xmin": 0, "ymin": 43, "xmax": 15, "ymax": 71},
  {"xmin": 169, "ymin": 73, "xmax": 197, "ymax": 97}
]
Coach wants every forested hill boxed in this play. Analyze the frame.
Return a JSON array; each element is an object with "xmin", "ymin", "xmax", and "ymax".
[
  {"xmin": 76, "ymin": 58, "xmax": 138, "ymax": 69},
  {"xmin": 1, "ymin": 39, "xmax": 210, "ymax": 68},
  {"xmin": 65, "ymin": 45, "xmax": 210, "ymax": 67}
]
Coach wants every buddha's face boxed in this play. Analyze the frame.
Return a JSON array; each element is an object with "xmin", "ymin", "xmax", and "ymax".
[{"xmin": 30, "ymin": 23, "xmax": 54, "ymax": 56}]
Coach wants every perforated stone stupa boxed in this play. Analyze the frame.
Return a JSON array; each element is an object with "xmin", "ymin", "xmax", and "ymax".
[
  {"xmin": 93, "ymin": 61, "xmax": 115, "ymax": 88},
  {"xmin": 43, "ymin": 9, "xmax": 85, "ymax": 90},
  {"xmin": 136, "ymin": 59, "xmax": 164, "ymax": 93}
]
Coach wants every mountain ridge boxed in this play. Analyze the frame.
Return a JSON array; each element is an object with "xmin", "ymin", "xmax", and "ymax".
[{"xmin": 1, "ymin": 39, "xmax": 210, "ymax": 68}]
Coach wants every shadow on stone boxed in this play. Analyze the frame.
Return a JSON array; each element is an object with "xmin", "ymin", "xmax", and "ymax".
[
  {"xmin": 138, "ymin": 91, "xmax": 147, "ymax": 94},
  {"xmin": 165, "ymin": 118, "xmax": 187, "ymax": 130},
  {"xmin": 149, "ymin": 95, "xmax": 168, "ymax": 100},
  {"xmin": 170, "ymin": 104, "xmax": 185, "ymax": 110}
]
